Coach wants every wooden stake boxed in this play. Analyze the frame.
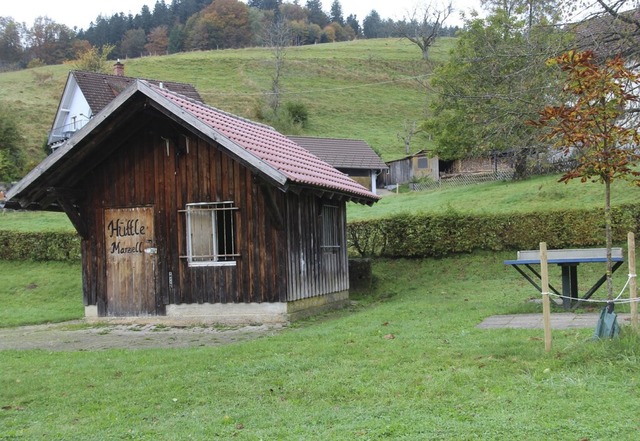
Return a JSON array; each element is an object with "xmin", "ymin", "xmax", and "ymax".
[
  {"xmin": 628, "ymin": 232, "xmax": 638, "ymax": 330},
  {"xmin": 540, "ymin": 242, "xmax": 552, "ymax": 352}
]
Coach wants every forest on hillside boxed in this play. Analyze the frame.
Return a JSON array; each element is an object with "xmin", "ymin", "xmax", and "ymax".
[{"xmin": 0, "ymin": 0, "xmax": 460, "ymax": 71}]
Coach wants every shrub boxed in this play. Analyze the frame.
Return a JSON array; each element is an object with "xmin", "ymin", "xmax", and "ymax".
[
  {"xmin": 0, "ymin": 231, "xmax": 81, "ymax": 261},
  {"xmin": 347, "ymin": 204, "xmax": 640, "ymax": 258},
  {"xmin": 284, "ymin": 101, "xmax": 309, "ymax": 127}
]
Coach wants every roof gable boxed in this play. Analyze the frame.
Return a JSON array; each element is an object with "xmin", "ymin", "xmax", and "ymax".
[
  {"xmin": 287, "ymin": 136, "xmax": 388, "ymax": 171},
  {"xmin": 8, "ymin": 80, "xmax": 378, "ymax": 208}
]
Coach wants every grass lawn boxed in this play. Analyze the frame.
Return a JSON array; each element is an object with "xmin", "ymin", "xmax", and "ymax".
[
  {"xmin": 350, "ymin": 174, "xmax": 640, "ymax": 221},
  {"xmin": 0, "ymin": 261, "xmax": 83, "ymax": 327},
  {"xmin": 1, "ymin": 253, "xmax": 639, "ymax": 440}
]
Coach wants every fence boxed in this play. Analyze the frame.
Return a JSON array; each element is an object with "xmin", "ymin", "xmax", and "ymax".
[{"xmin": 410, "ymin": 170, "xmax": 514, "ymax": 192}]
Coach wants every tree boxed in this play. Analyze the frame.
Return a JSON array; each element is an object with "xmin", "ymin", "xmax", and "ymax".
[
  {"xmin": 184, "ymin": 0, "xmax": 252, "ymax": 50},
  {"xmin": 27, "ymin": 17, "xmax": 76, "ymax": 65},
  {"xmin": 399, "ymin": 1, "xmax": 453, "ymax": 60},
  {"xmin": 0, "ymin": 109, "xmax": 26, "ymax": 181},
  {"xmin": 362, "ymin": 10, "xmax": 383, "ymax": 38},
  {"xmin": 264, "ymin": 16, "xmax": 290, "ymax": 115},
  {"xmin": 120, "ymin": 28, "xmax": 147, "ymax": 58},
  {"xmin": 306, "ymin": 0, "xmax": 329, "ymax": 28},
  {"xmin": 145, "ymin": 25, "xmax": 169, "ymax": 55},
  {"xmin": 330, "ymin": 0, "xmax": 344, "ymax": 25},
  {"xmin": 531, "ymin": 50, "xmax": 640, "ymax": 300},
  {"xmin": 73, "ymin": 44, "xmax": 115, "ymax": 73},
  {"xmin": 346, "ymin": 14, "xmax": 361, "ymax": 37},
  {"xmin": 168, "ymin": 23, "xmax": 186, "ymax": 53},
  {"xmin": 424, "ymin": 9, "xmax": 567, "ymax": 178},
  {"xmin": 0, "ymin": 17, "xmax": 24, "ymax": 68}
]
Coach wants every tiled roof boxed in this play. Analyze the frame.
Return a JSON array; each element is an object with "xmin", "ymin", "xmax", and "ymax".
[
  {"xmin": 149, "ymin": 83, "xmax": 378, "ymax": 202},
  {"xmin": 287, "ymin": 136, "xmax": 387, "ymax": 171},
  {"xmin": 72, "ymin": 71, "xmax": 203, "ymax": 114},
  {"xmin": 573, "ymin": 8, "xmax": 640, "ymax": 60}
]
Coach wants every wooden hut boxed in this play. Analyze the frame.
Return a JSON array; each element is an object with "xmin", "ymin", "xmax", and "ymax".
[{"xmin": 7, "ymin": 80, "xmax": 378, "ymax": 323}]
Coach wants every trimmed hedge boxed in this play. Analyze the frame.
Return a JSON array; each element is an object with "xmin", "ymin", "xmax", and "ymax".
[
  {"xmin": 347, "ymin": 205, "xmax": 640, "ymax": 258},
  {"xmin": 2, "ymin": 205, "xmax": 639, "ymax": 262},
  {"xmin": 0, "ymin": 231, "xmax": 81, "ymax": 261}
]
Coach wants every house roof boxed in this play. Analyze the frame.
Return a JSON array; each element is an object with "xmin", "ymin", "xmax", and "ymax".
[
  {"xmin": 386, "ymin": 150, "xmax": 430, "ymax": 165},
  {"xmin": 287, "ymin": 136, "xmax": 387, "ymax": 171},
  {"xmin": 573, "ymin": 8, "xmax": 640, "ymax": 60},
  {"xmin": 70, "ymin": 70, "xmax": 204, "ymax": 115},
  {"xmin": 7, "ymin": 80, "xmax": 378, "ymax": 209}
]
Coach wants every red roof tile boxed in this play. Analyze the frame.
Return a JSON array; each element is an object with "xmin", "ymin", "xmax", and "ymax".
[{"xmin": 149, "ymin": 83, "xmax": 378, "ymax": 202}]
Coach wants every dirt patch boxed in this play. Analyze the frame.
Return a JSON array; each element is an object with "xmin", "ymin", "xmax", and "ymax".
[{"xmin": 0, "ymin": 321, "xmax": 285, "ymax": 351}]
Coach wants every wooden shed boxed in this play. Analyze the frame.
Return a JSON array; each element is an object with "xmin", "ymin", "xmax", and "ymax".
[
  {"xmin": 383, "ymin": 150, "xmax": 439, "ymax": 186},
  {"xmin": 7, "ymin": 80, "xmax": 378, "ymax": 323}
]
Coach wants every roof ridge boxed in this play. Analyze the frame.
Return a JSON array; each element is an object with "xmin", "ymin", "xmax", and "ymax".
[{"xmin": 143, "ymin": 80, "xmax": 277, "ymax": 131}]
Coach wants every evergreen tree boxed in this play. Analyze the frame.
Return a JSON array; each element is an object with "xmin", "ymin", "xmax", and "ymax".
[{"xmin": 330, "ymin": 0, "xmax": 344, "ymax": 25}]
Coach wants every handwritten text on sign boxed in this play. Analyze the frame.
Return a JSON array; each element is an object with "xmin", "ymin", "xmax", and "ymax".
[{"xmin": 107, "ymin": 218, "xmax": 147, "ymax": 254}]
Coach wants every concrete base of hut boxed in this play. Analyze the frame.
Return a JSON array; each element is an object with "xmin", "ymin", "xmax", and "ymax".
[{"xmin": 84, "ymin": 290, "xmax": 349, "ymax": 325}]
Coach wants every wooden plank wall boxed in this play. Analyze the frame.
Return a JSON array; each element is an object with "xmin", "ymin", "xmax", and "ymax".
[
  {"xmin": 80, "ymin": 115, "xmax": 290, "ymax": 314},
  {"xmin": 285, "ymin": 193, "xmax": 349, "ymax": 301}
]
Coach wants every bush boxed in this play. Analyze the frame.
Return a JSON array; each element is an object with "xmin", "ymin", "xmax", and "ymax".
[
  {"xmin": 0, "ymin": 231, "xmax": 81, "ymax": 261},
  {"xmin": 347, "ymin": 204, "xmax": 640, "ymax": 258},
  {"xmin": 284, "ymin": 101, "xmax": 309, "ymax": 127}
]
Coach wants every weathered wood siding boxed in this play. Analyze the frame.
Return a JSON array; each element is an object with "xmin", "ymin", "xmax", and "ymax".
[
  {"xmin": 79, "ymin": 117, "xmax": 290, "ymax": 315},
  {"xmin": 285, "ymin": 193, "xmax": 349, "ymax": 301}
]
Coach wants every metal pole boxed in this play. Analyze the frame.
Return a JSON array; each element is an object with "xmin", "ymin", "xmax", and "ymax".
[
  {"xmin": 540, "ymin": 242, "xmax": 552, "ymax": 352},
  {"xmin": 629, "ymin": 232, "xmax": 637, "ymax": 330}
]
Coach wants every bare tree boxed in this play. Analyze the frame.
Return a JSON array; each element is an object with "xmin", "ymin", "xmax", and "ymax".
[
  {"xmin": 400, "ymin": 1, "xmax": 453, "ymax": 60},
  {"xmin": 264, "ymin": 16, "xmax": 290, "ymax": 115},
  {"xmin": 397, "ymin": 120, "xmax": 422, "ymax": 155}
]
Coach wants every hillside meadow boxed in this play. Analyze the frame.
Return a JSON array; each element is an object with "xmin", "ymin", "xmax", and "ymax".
[{"xmin": 0, "ymin": 38, "xmax": 451, "ymax": 168}]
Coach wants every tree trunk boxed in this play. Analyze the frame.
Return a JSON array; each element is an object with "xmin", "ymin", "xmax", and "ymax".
[
  {"xmin": 513, "ymin": 149, "xmax": 528, "ymax": 180},
  {"xmin": 605, "ymin": 179, "xmax": 613, "ymax": 300}
]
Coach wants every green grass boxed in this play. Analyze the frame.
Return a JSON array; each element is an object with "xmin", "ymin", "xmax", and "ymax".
[
  {"xmin": 0, "ymin": 210, "xmax": 73, "ymax": 232},
  {"xmin": 1, "ymin": 253, "xmax": 639, "ymax": 439},
  {"xmin": 0, "ymin": 261, "xmax": 83, "ymax": 327},
  {"xmin": 0, "ymin": 38, "xmax": 453, "ymax": 166},
  {"xmin": 350, "ymin": 174, "xmax": 640, "ymax": 221}
]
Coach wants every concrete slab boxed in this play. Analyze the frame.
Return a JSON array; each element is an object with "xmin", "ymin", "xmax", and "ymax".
[{"xmin": 477, "ymin": 313, "xmax": 632, "ymax": 329}]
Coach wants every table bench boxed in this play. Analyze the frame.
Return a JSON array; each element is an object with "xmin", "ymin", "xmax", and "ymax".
[{"xmin": 504, "ymin": 248, "xmax": 624, "ymax": 309}]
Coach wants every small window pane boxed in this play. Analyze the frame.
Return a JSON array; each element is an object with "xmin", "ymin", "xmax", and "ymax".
[{"xmin": 185, "ymin": 202, "xmax": 238, "ymax": 266}]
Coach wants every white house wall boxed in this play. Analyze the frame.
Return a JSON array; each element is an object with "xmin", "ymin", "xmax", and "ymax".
[{"xmin": 49, "ymin": 77, "xmax": 92, "ymax": 144}]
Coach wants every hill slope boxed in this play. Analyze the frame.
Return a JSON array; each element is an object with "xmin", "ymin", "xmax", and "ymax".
[{"xmin": 0, "ymin": 38, "xmax": 452, "ymax": 169}]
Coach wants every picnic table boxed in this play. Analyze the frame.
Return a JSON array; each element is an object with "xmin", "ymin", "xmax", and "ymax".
[{"xmin": 504, "ymin": 248, "xmax": 624, "ymax": 309}]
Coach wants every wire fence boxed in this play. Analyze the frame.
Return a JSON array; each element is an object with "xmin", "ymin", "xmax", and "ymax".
[{"xmin": 409, "ymin": 170, "xmax": 514, "ymax": 191}]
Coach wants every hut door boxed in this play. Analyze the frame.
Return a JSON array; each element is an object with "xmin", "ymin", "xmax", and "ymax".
[{"xmin": 104, "ymin": 207, "xmax": 157, "ymax": 316}]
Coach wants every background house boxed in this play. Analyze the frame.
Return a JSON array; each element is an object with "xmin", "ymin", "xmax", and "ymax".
[
  {"xmin": 288, "ymin": 136, "xmax": 387, "ymax": 195},
  {"xmin": 7, "ymin": 80, "xmax": 378, "ymax": 324},
  {"xmin": 382, "ymin": 150, "xmax": 439, "ymax": 186},
  {"xmin": 47, "ymin": 61, "xmax": 202, "ymax": 147}
]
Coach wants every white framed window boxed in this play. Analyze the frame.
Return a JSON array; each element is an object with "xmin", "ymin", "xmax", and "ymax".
[
  {"xmin": 321, "ymin": 204, "xmax": 341, "ymax": 252},
  {"xmin": 182, "ymin": 202, "xmax": 239, "ymax": 267}
]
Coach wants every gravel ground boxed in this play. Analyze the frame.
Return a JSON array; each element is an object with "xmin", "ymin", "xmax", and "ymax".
[{"xmin": 0, "ymin": 321, "xmax": 285, "ymax": 351}]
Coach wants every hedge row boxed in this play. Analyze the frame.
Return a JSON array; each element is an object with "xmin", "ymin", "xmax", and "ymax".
[
  {"xmin": 0, "ymin": 231, "xmax": 81, "ymax": 261},
  {"xmin": 2, "ymin": 205, "xmax": 639, "ymax": 261},
  {"xmin": 347, "ymin": 205, "xmax": 640, "ymax": 258}
]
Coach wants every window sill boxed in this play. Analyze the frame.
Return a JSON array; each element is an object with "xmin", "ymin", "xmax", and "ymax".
[{"xmin": 187, "ymin": 261, "xmax": 237, "ymax": 268}]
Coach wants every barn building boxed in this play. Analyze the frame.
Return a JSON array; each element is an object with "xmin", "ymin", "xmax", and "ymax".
[{"xmin": 7, "ymin": 80, "xmax": 378, "ymax": 323}]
